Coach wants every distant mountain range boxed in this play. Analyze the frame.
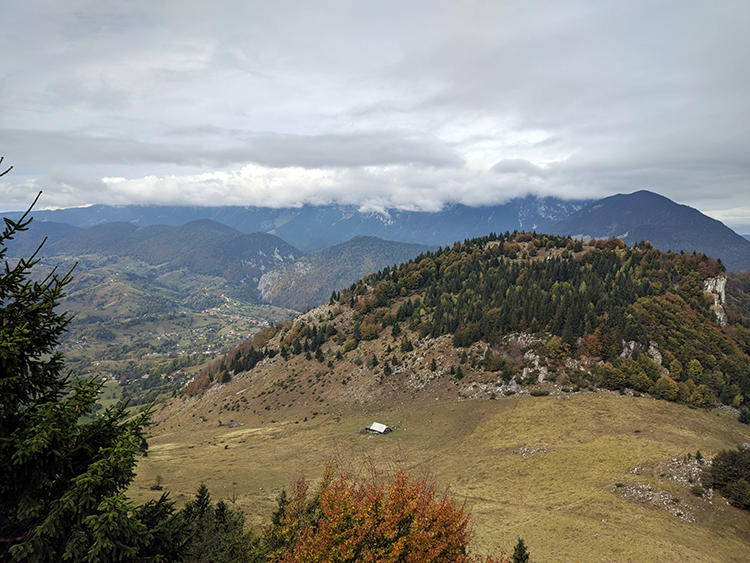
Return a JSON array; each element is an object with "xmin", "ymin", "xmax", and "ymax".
[
  {"xmin": 551, "ymin": 190, "xmax": 750, "ymax": 272},
  {"xmin": 5, "ymin": 196, "xmax": 590, "ymax": 253},
  {"xmin": 4, "ymin": 218, "xmax": 436, "ymax": 309},
  {"xmin": 7, "ymin": 219, "xmax": 303, "ymax": 289},
  {"xmin": 4, "ymin": 190, "xmax": 750, "ymax": 315}
]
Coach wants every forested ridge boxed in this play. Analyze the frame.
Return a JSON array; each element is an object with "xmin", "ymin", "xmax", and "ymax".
[
  {"xmin": 200, "ymin": 231, "xmax": 750, "ymax": 411},
  {"xmin": 359, "ymin": 232, "xmax": 750, "ymax": 406}
]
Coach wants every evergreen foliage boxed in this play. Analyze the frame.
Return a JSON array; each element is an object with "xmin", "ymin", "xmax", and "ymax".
[
  {"xmin": 707, "ymin": 447, "xmax": 750, "ymax": 510},
  {"xmin": 0, "ymin": 202, "xmax": 187, "ymax": 561},
  {"xmin": 193, "ymin": 231, "xmax": 750, "ymax": 412},
  {"xmin": 511, "ymin": 538, "xmax": 530, "ymax": 563},
  {"xmin": 349, "ymin": 233, "xmax": 749, "ymax": 408},
  {"xmin": 181, "ymin": 484, "xmax": 262, "ymax": 563}
]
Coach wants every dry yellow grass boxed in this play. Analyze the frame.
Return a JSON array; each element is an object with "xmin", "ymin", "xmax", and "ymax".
[{"xmin": 130, "ymin": 393, "xmax": 750, "ymax": 562}]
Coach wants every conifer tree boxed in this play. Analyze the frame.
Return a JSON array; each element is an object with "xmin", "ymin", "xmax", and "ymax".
[
  {"xmin": 0, "ymin": 195, "xmax": 187, "ymax": 562},
  {"xmin": 512, "ymin": 538, "xmax": 530, "ymax": 563},
  {"xmin": 181, "ymin": 484, "xmax": 261, "ymax": 563}
]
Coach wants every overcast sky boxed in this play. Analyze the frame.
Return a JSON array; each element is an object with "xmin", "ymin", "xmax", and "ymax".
[{"xmin": 2, "ymin": 1, "xmax": 750, "ymax": 232}]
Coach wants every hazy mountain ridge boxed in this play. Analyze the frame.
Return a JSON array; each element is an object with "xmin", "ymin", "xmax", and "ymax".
[
  {"xmin": 9, "ymin": 195, "xmax": 591, "ymax": 253},
  {"xmin": 172, "ymin": 231, "xmax": 302, "ymax": 283},
  {"xmin": 8, "ymin": 219, "xmax": 302, "ymax": 296},
  {"xmin": 16, "ymin": 192, "xmax": 750, "ymax": 276},
  {"xmin": 552, "ymin": 190, "xmax": 750, "ymax": 272},
  {"xmin": 1, "ymin": 221, "xmax": 83, "ymax": 257}
]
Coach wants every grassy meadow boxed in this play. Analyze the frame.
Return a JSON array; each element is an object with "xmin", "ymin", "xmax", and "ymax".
[{"xmin": 130, "ymin": 393, "xmax": 750, "ymax": 562}]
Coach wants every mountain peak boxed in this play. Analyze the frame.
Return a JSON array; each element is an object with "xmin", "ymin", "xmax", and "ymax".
[{"xmin": 553, "ymin": 191, "xmax": 750, "ymax": 272}]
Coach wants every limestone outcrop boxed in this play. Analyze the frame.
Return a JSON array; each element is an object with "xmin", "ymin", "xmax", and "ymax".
[{"xmin": 702, "ymin": 275, "xmax": 727, "ymax": 327}]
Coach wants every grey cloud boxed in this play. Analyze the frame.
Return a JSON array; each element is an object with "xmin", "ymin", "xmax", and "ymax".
[
  {"xmin": 1, "ymin": 1, "xmax": 749, "ymax": 231},
  {"xmin": 233, "ymin": 131, "xmax": 464, "ymax": 169},
  {"xmin": 491, "ymin": 159, "xmax": 547, "ymax": 178},
  {"xmin": 2, "ymin": 128, "xmax": 462, "ymax": 171}
]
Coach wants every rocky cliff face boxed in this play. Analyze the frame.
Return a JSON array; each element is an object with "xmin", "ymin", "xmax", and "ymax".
[
  {"xmin": 703, "ymin": 275, "xmax": 727, "ymax": 327},
  {"xmin": 621, "ymin": 339, "xmax": 669, "ymax": 376}
]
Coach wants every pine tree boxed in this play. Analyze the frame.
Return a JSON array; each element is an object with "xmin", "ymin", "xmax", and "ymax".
[
  {"xmin": 181, "ymin": 484, "xmax": 261, "ymax": 562},
  {"xmin": 512, "ymin": 537, "xmax": 530, "ymax": 563},
  {"xmin": 0, "ymin": 197, "xmax": 187, "ymax": 562},
  {"xmin": 455, "ymin": 365, "xmax": 464, "ymax": 381},
  {"xmin": 400, "ymin": 335, "xmax": 413, "ymax": 353}
]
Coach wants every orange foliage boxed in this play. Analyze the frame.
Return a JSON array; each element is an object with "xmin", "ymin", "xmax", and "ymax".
[
  {"xmin": 185, "ymin": 373, "xmax": 211, "ymax": 397},
  {"xmin": 252, "ymin": 332, "xmax": 268, "ymax": 348},
  {"xmin": 583, "ymin": 333, "xmax": 602, "ymax": 357},
  {"xmin": 269, "ymin": 467, "xmax": 508, "ymax": 563},
  {"xmin": 283, "ymin": 324, "xmax": 304, "ymax": 345}
]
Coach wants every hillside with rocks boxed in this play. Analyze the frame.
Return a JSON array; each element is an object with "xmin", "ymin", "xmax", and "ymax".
[{"xmin": 170, "ymin": 232, "xmax": 750, "ymax": 424}]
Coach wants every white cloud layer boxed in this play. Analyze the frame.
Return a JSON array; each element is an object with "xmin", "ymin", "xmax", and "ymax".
[{"xmin": 1, "ymin": 1, "xmax": 750, "ymax": 231}]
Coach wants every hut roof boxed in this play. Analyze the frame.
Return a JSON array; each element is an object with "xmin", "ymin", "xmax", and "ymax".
[{"xmin": 366, "ymin": 422, "xmax": 391, "ymax": 434}]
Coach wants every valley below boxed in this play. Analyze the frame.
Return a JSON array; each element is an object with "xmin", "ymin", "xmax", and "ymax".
[{"xmin": 33, "ymin": 253, "xmax": 296, "ymax": 410}]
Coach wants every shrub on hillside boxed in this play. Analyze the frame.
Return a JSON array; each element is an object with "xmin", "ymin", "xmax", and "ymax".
[
  {"xmin": 596, "ymin": 363, "xmax": 626, "ymax": 390},
  {"xmin": 262, "ymin": 466, "xmax": 509, "ymax": 562},
  {"xmin": 706, "ymin": 447, "xmax": 750, "ymax": 510},
  {"xmin": 652, "ymin": 376, "xmax": 680, "ymax": 401}
]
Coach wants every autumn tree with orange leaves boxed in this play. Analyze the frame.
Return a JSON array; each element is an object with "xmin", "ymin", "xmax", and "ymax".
[{"xmin": 262, "ymin": 466, "xmax": 508, "ymax": 563}]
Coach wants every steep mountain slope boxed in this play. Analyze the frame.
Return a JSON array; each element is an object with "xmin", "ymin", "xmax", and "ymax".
[
  {"xmin": 126, "ymin": 219, "xmax": 243, "ymax": 265},
  {"xmin": 171, "ymin": 231, "xmax": 302, "ymax": 283},
  {"xmin": 266, "ymin": 197, "xmax": 589, "ymax": 252},
  {"xmin": 727, "ymin": 272, "xmax": 750, "ymax": 318},
  {"xmin": 552, "ymin": 191, "xmax": 750, "ymax": 272},
  {"xmin": 29, "ymin": 219, "xmax": 302, "ymax": 292},
  {"xmin": 9, "ymin": 196, "xmax": 590, "ymax": 252},
  {"xmin": 258, "ymin": 236, "xmax": 434, "ymax": 310}
]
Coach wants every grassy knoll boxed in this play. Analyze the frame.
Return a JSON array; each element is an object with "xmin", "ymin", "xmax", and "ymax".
[{"xmin": 130, "ymin": 393, "xmax": 750, "ymax": 562}]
